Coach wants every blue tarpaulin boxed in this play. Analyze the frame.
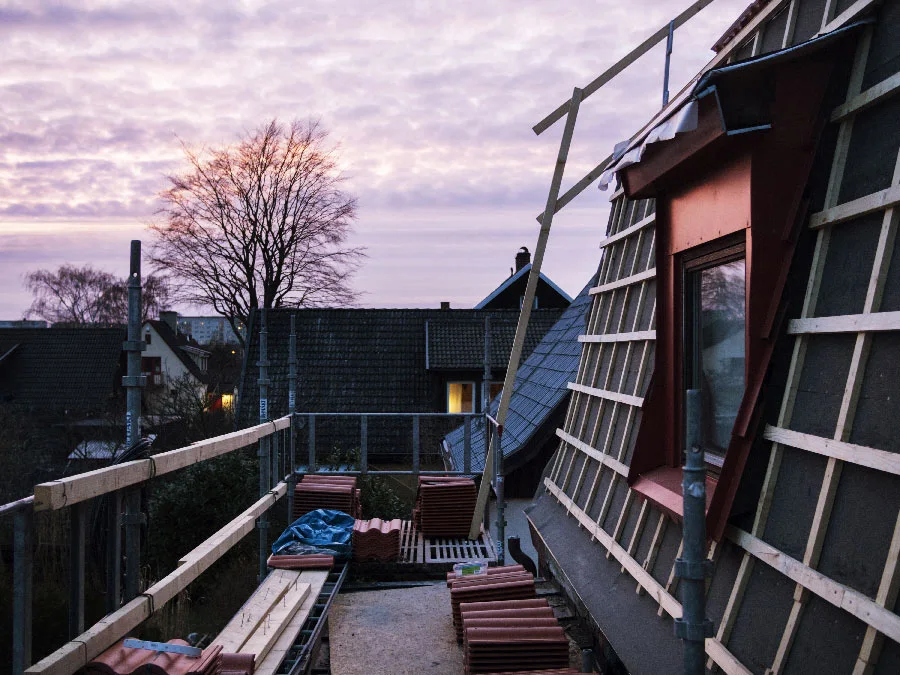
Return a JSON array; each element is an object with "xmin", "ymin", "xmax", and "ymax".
[{"xmin": 271, "ymin": 508, "xmax": 355, "ymax": 560}]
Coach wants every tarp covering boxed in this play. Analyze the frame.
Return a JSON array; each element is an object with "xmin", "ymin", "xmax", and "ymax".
[{"xmin": 271, "ymin": 508, "xmax": 355, "ymax": 560}]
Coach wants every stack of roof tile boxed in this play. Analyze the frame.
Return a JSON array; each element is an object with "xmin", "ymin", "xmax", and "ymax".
[
  {"xmin": 84, "ymin": 640, "xmax": 254, "ymax": 675},
  {"xmin": 293, "ymin": 474, "xmax": 360, "ymax": 520},
  {"xmin": 447, "ymin": 564, "xmax": 526, "ymax": 587},
  {"xmin": 449, "ymin": 566, "xmax": 537, "ymax": 642},
  {"xmin": 267, "ymin": 553, "xmax": 334, "ymax": 570},
  {"xmin": 413, "ymin": 476, "xmax": 477, "ymax": 536},
  {"xmin": 352, "ymin": 518, "xmax": 402, "ymax": 562},
  {"xmin": 458, "ymin": 596, "xmax": 571, "ymax": 675}
]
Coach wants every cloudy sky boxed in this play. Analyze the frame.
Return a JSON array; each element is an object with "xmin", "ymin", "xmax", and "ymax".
[{"xmin": 0, "ymin": 0, "xmax": 751, "ymax": 318}]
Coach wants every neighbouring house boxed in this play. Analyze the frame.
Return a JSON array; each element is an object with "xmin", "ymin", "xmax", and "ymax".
[
  {"xmin": 142, "ymin": 314, "xmax": 209, "ymax": 406},
  {"xmin": 475, "ymin": 246, "xmax": 573, "ymax": 310},
  {"xmin": 0, "ymin": 326, "xmax": 126, "ymax": 494},
  {"xmin": 528, "ymin": 2, "xmax": 900, "ymax": 674},
  {"xmin": 441, "ymin": 274, "xmax": 595, "ymax": 497}
]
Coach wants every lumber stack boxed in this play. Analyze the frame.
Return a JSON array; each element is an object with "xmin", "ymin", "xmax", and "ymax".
[
  {"xmin": 293, "ymin": 474, "xmax": 360, "ymax": 520},
  {"xmin": 213, "ymin": 568, "xmax": 312, "ymax": 665},
  {"xmin": 352, "ymin": 518, "xmax": 402, "ymax": 562},
  {"xmin": 449, "ymin": 566, "xmax": 537, "ymax": 641},
  {"xmin": 413, "ymin": 476, "xmax": 477, "ymax": 536}
]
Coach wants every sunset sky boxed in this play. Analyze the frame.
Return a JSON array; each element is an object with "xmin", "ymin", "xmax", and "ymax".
[{"xmin": 0, "ymin": 0, "xmax": 751, "ymax": 319}]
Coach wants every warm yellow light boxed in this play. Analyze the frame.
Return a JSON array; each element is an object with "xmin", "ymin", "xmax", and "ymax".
[{"xmin": 221, "ymin": 393, "xmax": 234, "ymax": 412}]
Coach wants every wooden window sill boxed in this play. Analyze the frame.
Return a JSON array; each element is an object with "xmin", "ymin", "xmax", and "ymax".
[{"xmin": 631, "ymin": 466, "xmax": 717, "ymax": 521}]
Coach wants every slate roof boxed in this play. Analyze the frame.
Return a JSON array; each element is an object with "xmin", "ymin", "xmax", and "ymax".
[
  {"xmin": 475, "ymin": 263, "xmax": 573, "ymax": 310},
  {"xmin": 426, "ymin": 311, "xmax": 563, "ymax": 370},
  {"xmin": 442, "ymin": 274, "xmax": 596, "ymax": 472},
  {"xmin": 0, "ymin": 327, "xmax": 125, "ymax": 413},
  {"xmin": 236, "ymin": 308, "xmax": 562, "ymax": 427}
]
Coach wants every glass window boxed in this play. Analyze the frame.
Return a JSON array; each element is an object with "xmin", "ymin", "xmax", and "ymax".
[
  {"xmin": 685, "ymin": 253, "xmax": 745, "ymax": 470},
  {"xmin": 447, "ymin": 382, "xmax": 475, "ymax": 413}
]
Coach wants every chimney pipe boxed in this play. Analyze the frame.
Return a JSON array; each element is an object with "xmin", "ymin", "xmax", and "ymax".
[
  {"xmin": 440, "ymin": 301, "xmax": 451, "ymax": 310},
  {"xmin": 160, "ymin": 310, "xmax": 178, "ymax": 333},
  {"xmin": 515, "ymin": 246, "xmax": 531, "ymax": 272}
]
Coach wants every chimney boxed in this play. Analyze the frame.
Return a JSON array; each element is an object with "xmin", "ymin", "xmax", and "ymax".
[
  {"xmin": 440, "ymin": 301, "xmax": 451, "ymax": 310},
  {"xmin": 515, "ymin": 246, "xmax": 531, "ymax": 272},
  {"xmin": 160, "ymin": 310, "xmax": 178, "ymax": 333}
]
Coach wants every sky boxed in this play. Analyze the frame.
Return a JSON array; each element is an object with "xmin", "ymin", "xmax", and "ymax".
[{"xmin": 0, "ymin": 0, "xmax": 752, "ymax": 318}]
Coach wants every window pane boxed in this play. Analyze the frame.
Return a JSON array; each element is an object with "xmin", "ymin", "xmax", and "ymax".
[
  {"xmin": 448, "ymin": 382, "xmax": 474, "ymax": 413},
  {"xmin": 694, "ymin": 259, "xmax": 745, "ymax": 457}
]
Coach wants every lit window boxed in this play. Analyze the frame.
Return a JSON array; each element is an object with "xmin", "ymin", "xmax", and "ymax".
[
  {"xmin": 221, "ymin": 393, "xmax": 234, "ymax": 412},
  {"xmin": 683, "ymin": 243, "xmax": 745, "ymax": 473},
  {"xmin": 447, "ymin": 382, "xmax": 475, "ymax": 413}
]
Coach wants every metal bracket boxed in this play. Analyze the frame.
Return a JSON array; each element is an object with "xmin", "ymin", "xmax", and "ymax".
[
  {"xmin": 673, "ymin": 618, "xmax": 714, "ymax": 641},
  {"xmin": 121, "ymin": 375, "xmax": 147, "ymax": 388},
  {"xmin": 122, "ymin": 340, "xmax": 146, "ymax": 352},
  {"xmin": 123, "ymin": 638, "xmax": 201, "ymax": 657},
  {"xmin": 674, "ymin": 558, "xmax": 713, "ymax": 580}
]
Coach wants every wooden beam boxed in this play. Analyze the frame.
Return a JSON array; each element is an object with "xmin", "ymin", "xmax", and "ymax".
[
  {"xmin": 832, "ymin": 71, "xmax": 900, "ymax": 122},
  {"xmin": 567, "ymin": 382, "xmax": 643, "ymax": 409},
  {"xmin": 239, "ymin": 582, "xmax": 311, "ymax": 663},
  {"xmin": 818, "ymin": 0, "xmax": 879, "ymax": 36},
  {"xmin": 214, "ymin": 569, "xmax": 296, "ymax": 651},
  {"xmin": 590, "ymin": 268, "xmax": 656, "ymax": 295},
  {"xmin": 596, "ymin": 213, "xmax": 655, "ymax": 250},
  {"xmin": 763, "ymin": 426, "xmax": 900, "ymax": 476},
  {"xmin": 556, "ymin": 429, "xmax": 629, "ymax": 478},
  {"xmin": 787, "ymin": 310, "xmax": 900, "ymax": 335},
  {"xmin": 579, "ymin": 330, "xmax": 656, "ymax": 344},
  {"xmin": 727, "ymin": 526, "xmax": 900, "ymax": 644},
  {"xmin": 535, "ymin": 154, "xmax": 615, "ymax": 223},
  {"xmin": 34, "ymin": 416, "xmax": 291, "ymax": 511},
  {"xmin": 808, "ymin": 184, "xmax": 900, "ymax": 230},
  {"xmin": 532, "ymin": 0, "xmax": 716, "ymax": 136},
  {"xmin": 469, "ymin": 87, "xmax": 584, "ymax": 539}
]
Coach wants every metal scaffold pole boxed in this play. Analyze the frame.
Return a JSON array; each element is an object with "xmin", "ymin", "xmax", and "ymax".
[
  {"xmin": 257, "ymin": 309, "xmax": 271, "ymax": 582},
  {"xmin": 675, "ymin": 389, "xmax": 714, "ymax": 674},
  {"xmin": 122, "ymin": 240, "xmax": 146, "ymax": 602},
  {"xmin": 288, "ymin": 313, "xmax": 297, "ymax": 522}
]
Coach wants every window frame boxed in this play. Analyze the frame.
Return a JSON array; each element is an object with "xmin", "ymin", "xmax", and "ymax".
[
  {"xmin": 446, "ymin": 381, "xmax": 476, "ymax": 414},
  {"xmin": 679, "ymin": 236, "xmax": 747, "ymax": 476}
]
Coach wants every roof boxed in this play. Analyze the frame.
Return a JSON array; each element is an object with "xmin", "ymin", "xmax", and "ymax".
[
  {"xmin": 442, "ymin": 274, "xmax": 595, "ymax": 472},
  {"xmin": 426, "ymin": 311, "xmax": 563, "ymax": 370},
  {"xmin": 146, "ymin": 320, "xmax": 208, "ymax": 383},
  {"xmin": 474, "ymin": 263, "xmax": 573, "ymax": 309},
  {"xmin": 236, "ymin": 308, "xmax": 561, "ymax": 426},
  {"xmin": 0, "ymin": 327, "xmax": 125, "ymax": 412},
  {"xmin": 711, "ymin": 0, "xmax": 773, "ymax": 52}
]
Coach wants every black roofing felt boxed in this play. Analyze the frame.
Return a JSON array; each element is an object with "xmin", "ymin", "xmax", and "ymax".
[
  {"xmin": 236, "ymin": 308, "xmax": 561, "ymax": 427},
  {"xmin": 426, "ymin": 312, "xmax": 562, "ymax": 370},
  {"xmin": 0, "ymin": 327, "xmax": 125, "ymax": 412},
  {"xmin": 442, "ymin": 275, "xmax": 595, "ymax": 472}
]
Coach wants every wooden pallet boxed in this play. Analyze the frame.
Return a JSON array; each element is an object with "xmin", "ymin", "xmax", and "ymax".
[
  {"xmin": 423, "ymin": 526, "xmax": 497, "ymax": 564},
  {"xmin": 399, "ymin": 519, "xmax": 424, "ymax": 564}
]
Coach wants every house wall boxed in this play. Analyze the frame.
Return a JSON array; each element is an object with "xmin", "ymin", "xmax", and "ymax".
[{"xmin": 532, "ymin": 2, "xmax": 900, "ymax": 674}]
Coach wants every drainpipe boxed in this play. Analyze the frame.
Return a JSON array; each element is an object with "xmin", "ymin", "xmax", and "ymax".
[
  {"xmin": 674, "ymin": 389, "xmax": 713, "ymax": 674},
  {"xmin": 122, "ymin": 240, "xmax": 146, "ymax": 602},
  {"xmin": 257, "ymin": 309, "xmax": 271, "ymax": 582},
  {"xmin": 662, "ymin": 20, "xmax": 675, "ymax": 108}
]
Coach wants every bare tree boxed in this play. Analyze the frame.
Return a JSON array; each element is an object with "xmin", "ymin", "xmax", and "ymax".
[
  {"xmin": 24, "ymin": 264, "xmax": 170, "ymax": 325},
  {"xmin": 149, "ymin": 119, "xmax": 363, "ymax": 345}
]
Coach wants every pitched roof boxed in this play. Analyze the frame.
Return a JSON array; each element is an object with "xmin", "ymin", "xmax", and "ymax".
[
  {"xmin": 426, "ymin": 311, "xmax": 563, "ymax": 370},
  {"xmin": 236, "ymin": 308, "xmax": 562, "ymax": 426},
  {"xmin": 146, "ymin": 320, "xmax": 208, "ymax": 383},
  {"xmin": 474, "ymin": 263, "xmax": 573, "ymax": 309},
  {"xmin": 442, "ymin": 274, "xmax": 596, "ymax": 472},
  {"xmin": 0, "ymin": 327, "xmax": 125, "ymax": 413}
]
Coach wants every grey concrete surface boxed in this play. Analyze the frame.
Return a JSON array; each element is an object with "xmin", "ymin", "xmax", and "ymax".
[
  {"xmin": 488, "ymin": 497, "xmax": 539, "ymax": 566},
  {"xmin": 329, "ymin": 582, "xmax": 464, "ymax": 675}
]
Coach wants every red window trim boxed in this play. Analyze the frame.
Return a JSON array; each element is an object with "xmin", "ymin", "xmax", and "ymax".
[{"xmin": 620, "ymin": 54, "xmax": 837, "ymax": 540}]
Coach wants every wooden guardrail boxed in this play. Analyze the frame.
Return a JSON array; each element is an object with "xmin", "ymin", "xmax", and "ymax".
[
  {"xmin": 25, "ymin": 482, "xmax": 288, "ymax": 675},
  {"xmin": 33, "ymin": 416, "xmax": 291, "ymax": 511}
]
